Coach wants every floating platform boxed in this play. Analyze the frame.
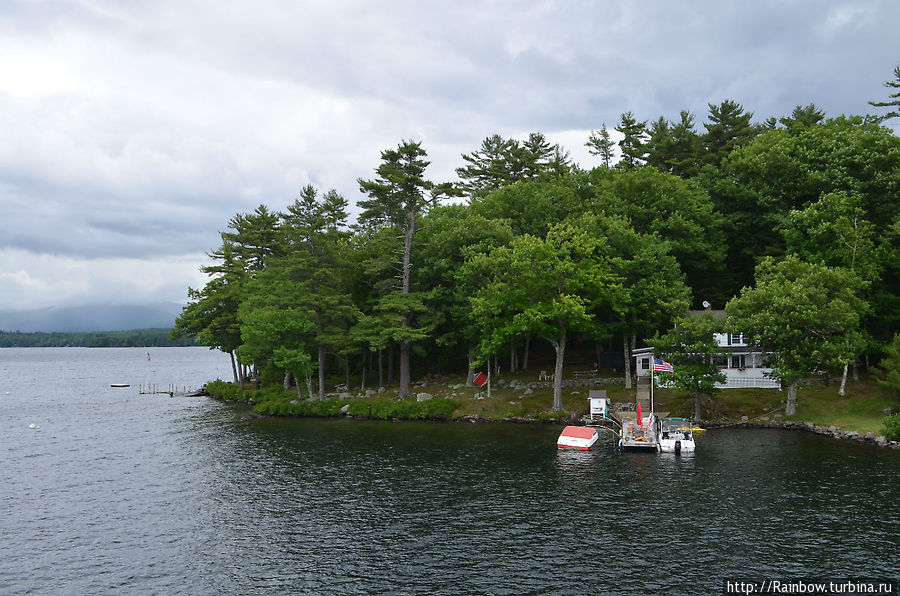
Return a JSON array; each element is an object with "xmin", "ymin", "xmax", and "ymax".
[{"xmin": 557, "ymin": 426, "xmax": 600, "ymax": 450}]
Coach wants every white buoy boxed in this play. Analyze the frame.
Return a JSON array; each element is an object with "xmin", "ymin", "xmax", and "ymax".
[{"xmin": 28, "ymin": 423, "xmax": 40, "ymax": 430}]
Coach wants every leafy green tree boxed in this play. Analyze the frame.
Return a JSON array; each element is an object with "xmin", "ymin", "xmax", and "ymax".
[
  {"xmin": 784, "ymin": 191, "xmax": 878, "ymax": 280},
  {"xmin": 589, "ymin": 167, "xmax": 726, "ymax": 305},
  {"xmin": 725, "ymin": 256, "xmax": 866, "ymax": 416},
  {"xmin": 652, "ymin": 312, "xmax": 727, "ymax": 422},
  {"xmin": 470, "ymin": 172, "xmax": 591, "ymax": 238},
  {"xmin": 701, "ymin": 116, "xmax": 900, "ymax": 300},
  {"xmin": 586, "ymin": 123, "xmax": 616, "ymax": 168},
  {"xmin": 358, "ymin": 140, "xmax": 437, "ymax": 396},
  {"xmin": 467, "ymin": 222, "xmax": 621, "ymax": 411},
  {"xmin": 703, "ymin": 99, "xmax": 756, "ymax": 166},
  {"xmin": 784, "ymin": 191, "xmax": 878, "ymax": 394},
  {"xmin": 868, "ymin": 65, "xmax": 900, "ymax": 122},
  {"xmin": 615, "ymin": 111, "xmax": 648, "ymax": 169},
  {"xmin": 576, "ymin": 214, "xmax": 691, "ymax": 388},
  {"xmin": 415, "ymin": 204, "xmax": 514, "ymax": 383},
  {"xmin": 237, "ymin": 303, "xmax": 316, "ymax": 399},
  {"xmin": 171, "ymin": 240, "xmax": 246, "ymax": 384}
]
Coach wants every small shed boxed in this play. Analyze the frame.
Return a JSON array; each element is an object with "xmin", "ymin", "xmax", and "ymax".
[{"xmin": 588, "ymin": 389, "xmax": 609, "ymax": 421}]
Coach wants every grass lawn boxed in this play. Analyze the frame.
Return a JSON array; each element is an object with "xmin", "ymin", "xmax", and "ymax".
[
  {"xmin": 400, "ymin": 366, "xmax": 897, "ymax": 436},
  {"xmin": 225, "ymin": 364, "xmax": 897, "ymax": 438}
]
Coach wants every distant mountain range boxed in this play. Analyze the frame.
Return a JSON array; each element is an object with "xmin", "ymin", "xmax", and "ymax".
[{"xmin": 0, "ymin": 303, "xmax": 185, "ymax": 333}]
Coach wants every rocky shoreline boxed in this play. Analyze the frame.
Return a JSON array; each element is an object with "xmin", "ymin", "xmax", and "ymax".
[{"xmin": 704, "ymin": 419, "xmax": 900, "ymax": 449}]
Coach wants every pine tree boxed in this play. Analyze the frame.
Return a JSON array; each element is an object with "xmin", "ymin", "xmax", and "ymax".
[
  {"xmin": 615, "ymin": 111, "xmax": 648, "ymax": 169},
  {"xmin": 869, "ymin": 65, "xmax": 900, "ymax": 122},
  {"xmin": 456, "ymin": 132, "xmax": 570, "ymax": 198},
  {"xmin": 703, "ymin": 99, "xmax": 756, "ymax": 166},
  {"xmin": 644, "ymin": 116, "xmax": 676, "ymax": 174},
  {"xmin": 586, "ymin": 123, "xmax": 616, "ymax": 168},
  {"xmin": 779, "ymin": 103, "xmax": 826, "ymax": 132},
  {"xmin": 667, "ymin": 111, "xmax": 703, "ymax": 178},
  {"xmin": 358, "ymin": 140, "xmax": 436, "ymax": 396}
]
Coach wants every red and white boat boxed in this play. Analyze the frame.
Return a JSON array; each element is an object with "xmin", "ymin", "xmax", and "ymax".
[{"xmin": 557, "ymin": 425, "xmax": 599, "ymax": 450}]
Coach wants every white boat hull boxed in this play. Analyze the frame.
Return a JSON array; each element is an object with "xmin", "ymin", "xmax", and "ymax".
[
  {"xmin": 557, "ymin": 426, "xmax": 599, "ymax": 450},
  {"xmin": 658, "ymin": 438, "xmax": 696, "ymax": 453}
]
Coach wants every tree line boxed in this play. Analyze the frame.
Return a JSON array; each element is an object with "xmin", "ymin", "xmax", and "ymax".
[
  {"xmin": 0, "ymin": 329, "xmax": 196, "ymax": 348},
  {"xmin": 172, "ymin": 69, "xmax": 900, "ymax": 414}
]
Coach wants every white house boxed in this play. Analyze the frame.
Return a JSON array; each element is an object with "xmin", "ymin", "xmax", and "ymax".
[{"xmin": 633, "ymin": 309, "xmax": 780, "ymax": 390}]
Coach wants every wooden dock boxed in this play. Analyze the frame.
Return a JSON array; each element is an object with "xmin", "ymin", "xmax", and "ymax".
[{"xmin": 138, "ymin": 384, "xmax": 206, "ymax": 397}]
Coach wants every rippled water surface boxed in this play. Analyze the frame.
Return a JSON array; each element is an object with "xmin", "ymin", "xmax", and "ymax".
[{"xmin": 1, "ymin": 347, "xmax": 898, "ymax": 595}]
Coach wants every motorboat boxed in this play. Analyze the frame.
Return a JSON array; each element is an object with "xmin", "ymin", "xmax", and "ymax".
[
  {"xmin": 557, "ymin": 425, "xmax": 599, "ymax": 450},
  {"xmin": 657, "ymin": 417, "xmax": 696, "ymax": 454}
]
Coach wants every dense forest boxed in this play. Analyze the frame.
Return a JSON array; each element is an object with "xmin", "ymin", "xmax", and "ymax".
[
  {"xmin": 0, "ymin": 329, "xmax": 196, "ymax": 348},
  {"xmin": 172, "ymin": 68, "xmax": 900, "ymax": 412}
]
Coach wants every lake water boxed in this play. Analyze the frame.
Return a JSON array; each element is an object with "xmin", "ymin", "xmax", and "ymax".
[{"xmin": 1, "ymin": 347, "xmax": 898, "ymax": 595}]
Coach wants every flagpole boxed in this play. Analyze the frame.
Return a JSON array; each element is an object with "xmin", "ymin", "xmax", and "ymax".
[{"xmin": 650, "ymin": 357, "xmax": 655, "ymax": 415}]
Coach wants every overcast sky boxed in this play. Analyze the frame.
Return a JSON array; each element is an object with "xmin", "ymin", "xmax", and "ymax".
[{"xmin": 1, "ymin": 0, "xmax": 898, "ymax": 311}]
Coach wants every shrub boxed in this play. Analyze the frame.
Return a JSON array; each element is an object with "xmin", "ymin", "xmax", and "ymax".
[
  {"xmin": 883, "ymin": 414, "xmax": 900, "ymax": 441},
  {"xmin": 205, "ymin": 380, "xmax": 251, "ymax": 402},
  {"xmin": 347, "ymin": 398, "xmax": 459, "ymax": 420},
  {"xmin": 254, "ymin": 397, "xmax": 349, "ymax": 417}
]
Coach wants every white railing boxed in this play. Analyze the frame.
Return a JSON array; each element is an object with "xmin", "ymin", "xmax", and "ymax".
[{"xmin": 716, "ymin": 372, "xmax": 780, "ymax": 389}]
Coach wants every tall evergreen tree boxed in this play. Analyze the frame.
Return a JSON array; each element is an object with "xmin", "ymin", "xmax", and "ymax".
[
  {"xmin": 779, "ymin": 103, "xmax": 826, "ymax": 132},
  {"xmin": 455, "ymin": 134, "xmax": 520, "ymax": 197},
  {"xmin": 703, "ymin": 99, "xmax": 756, "ymax": 166},
  {"xmin": 278, "ymin": 184, "xmax": 356, "ymax": 398},
  {"xmin": 667, "ymin": 111, "xmax": 703, "ymax": 178},
  {"xmin": 615, "ymin": 111, "xmax": 648, "ymax": 169},
  {"xmin": 586, "ymin": 123, "xmax": 616, "ymax": 168},
  {"xmin": 644, "ymin": 116, "xmax": 673, "ymax": 173},
  {"xmin": 456, "ymin": 132, "xmax": 570, "ymax": 198},
  {"xmin": 358, "ymin": 140, "xmax": 437, "ymax": 396},
  {"xmin": 220, "ymin": 204, "xmax": 282, "ymax": 273},
  {"xmin": 868, "ymin": 65, "xmax": 900, "ymax": 122}
]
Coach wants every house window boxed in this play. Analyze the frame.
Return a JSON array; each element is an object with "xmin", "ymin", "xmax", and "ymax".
[
  {"xmin": 732, "ymin": 355, "xmax": 746, "ymax": 369},
  {"xmin": 713, "ymin": 355, "xmax": 728, "ymax": 369},
  {"xmin": 640, "ymin": 358, "xmax": 649, "ymax": 370}
]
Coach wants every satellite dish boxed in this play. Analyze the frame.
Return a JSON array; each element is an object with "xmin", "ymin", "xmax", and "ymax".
[{"xmin": 701, "ymin": 300, "xmax": 711, "ymax": 309}]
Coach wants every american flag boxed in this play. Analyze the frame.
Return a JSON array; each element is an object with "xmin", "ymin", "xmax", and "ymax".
[{"xmin": 653, "ymin": 357, "xmax": 674, "ymax": 372}]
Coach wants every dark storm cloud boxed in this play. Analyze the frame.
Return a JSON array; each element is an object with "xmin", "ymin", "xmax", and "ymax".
[{"xmin": 0, "ymin": 0, "xmax": 897, "ymax": 309}]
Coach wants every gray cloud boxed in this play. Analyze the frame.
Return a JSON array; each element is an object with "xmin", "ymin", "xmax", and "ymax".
[{"xmin": 0, "ymin": 0, "xmax": 898, "ymax": 310}]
